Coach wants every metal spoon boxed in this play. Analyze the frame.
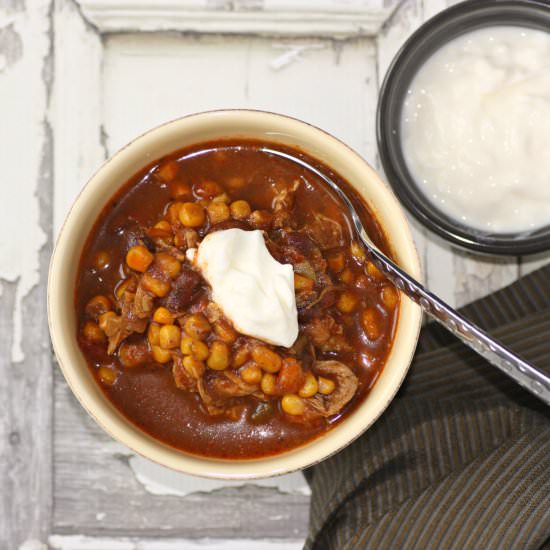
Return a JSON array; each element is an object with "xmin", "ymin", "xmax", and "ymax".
[{"xmin": 264, "ymin": 147, "xmax": 550, "ymax": 407}]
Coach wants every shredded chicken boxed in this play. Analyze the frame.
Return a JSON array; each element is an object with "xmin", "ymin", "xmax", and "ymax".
[
  {"xmin": 105, "ymin": 289, "xmax": 148, "ymax": 354},
  {"xmin": 303, "ymin": 315, "xmax": 352, "ymax": 353},
  {"xmin": 305, "ymin": 213, "xmax": 344, "ymax": 250},
  {"xmin": 307, "ymin": 360, "xmax": 358, "ymax": 417},
  {"xmin": 272, "ymin": 178, "xmax": 300, "ymax": 212}
]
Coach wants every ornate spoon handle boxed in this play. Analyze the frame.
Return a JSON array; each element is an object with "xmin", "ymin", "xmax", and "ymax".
[
  {"xmin": 262, "ymin": 145, "xmax": 550, "ymax": 407},
  {"xmin": 360, "ymin": 229, "xmax": 550, "ymax": 406}
]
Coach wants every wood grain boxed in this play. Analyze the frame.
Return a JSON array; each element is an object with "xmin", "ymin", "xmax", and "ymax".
[
  {"xmin": 54, "ymin": 370, "xmax": 310, "ymax": 538},
  {"xmin": 1, "ymin": 0, "xmax": 547, "ymax": 547},
  {"xmin": 0, "ymin": 0, "xmax": 53, "ymax": 547}
]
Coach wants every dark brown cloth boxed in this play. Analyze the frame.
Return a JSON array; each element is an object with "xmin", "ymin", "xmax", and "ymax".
[{"xmin": 305, "ymin": 265, "xmax": 550, "ymax": 549}]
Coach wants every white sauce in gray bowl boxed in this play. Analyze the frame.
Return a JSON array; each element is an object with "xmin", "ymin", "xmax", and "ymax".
[{"xmin": 401, "ymin": 26, "xmax": 550, "ymax": 233}]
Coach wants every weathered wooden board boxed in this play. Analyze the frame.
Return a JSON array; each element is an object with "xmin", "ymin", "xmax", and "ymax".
[{"xmin": 0, "ymin": 1, "xmax": 53, "ymax": 548}]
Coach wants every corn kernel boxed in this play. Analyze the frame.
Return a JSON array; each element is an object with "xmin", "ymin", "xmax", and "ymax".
[
  {"xmin": 361, "ymin": 308, "xmax": 381, "ymax": 340},
  {"xmin": 191, "ymin": 340, "xmax": 209, "ymax": 361},
  {"xmin": 252, "ymin": 346, "xmax": 282, "ymax": 373},
  {"xmin": 281, "ymin": 394, "xmax": 305, "ymax": 415},
  {"xmin": 381, "ymin": 285, "xmax": 399, "ymax": 311},
  {"xmin": 207, "ymin": 201, "xmax": 230, "ymax": 224},
  {"xmin": 339, "ymin": 268, "xmax": 354, "ymax": 284},
  {"xmin": 85, "ymin": 295, "xmax": 111, "ymax": 320},
  {"xmin": 153, "ymin": 307, "xmax": 174, "ymax": 325},
  {"xmin": 232, "ymin": 346, "xmax": 250, "ymax": 367},
  {"xmin": 179, "ymin": 202, "xmax": 205, "ymax": 228},
  {"xmin": 318, "ymin": 377, "xmax": 336, "ymax": 395},
  {"xmin": 249, "ymin": 210, "xmax": 272, "ymax": 229},
  {"xmin": 261, "ymin": 373, "xmax": 277, "ymax": 395},
  {"xmin": 230, "ymin": 200, "xmax": 251, "ymax": 220},
  {"xmin": 94, "ymin": 250, "xmax": 111, "ymax": 270},
  {"xmin": 298, "ymin": 372, "xmax": 318, "ymax": 398},
  {"xmin": 157, "ymin": 160, "xmax": 179, "ymax": 182},
  {"xmin": 207, "ymin": 341, "xmax": 230, "ymax": 370},
  {"xmin": 159, "ymin": 324, "xmax": 181, "ymax": 349},
  {"xmin": 154, "ymin": 252, "xmax": 181, "ymax": 279},
  {"xmin": 327, "ymin": 252, "xmax": 345, "ymax": 273},
  {"xmin": 351, "ymin": 241, "xmax": 367, "ymax": 264},
  {"xmin": 147, "ymin": 323, "xmax": 161, "ymax": 346},
  {"xmin": 240, "ymin": 363, "xmax": 262, "ymax": 385},
  {"xmin": 183, "ymin": 314, "xmax": 211, "ymax": 340},
  {"xmin": 180, "ymin": 336, "xmax": 193, "ymax": 355},
  {"xmin": 337, "ymin": 291, "xmax": 358, "ymax": 313},
  {"xmin": 366, "ymin": 261, "xmax": 384, "ymax": 280},
  {"xmin": 126, "ymin": 245, "xmax": 154, "ymax": 272},
  {"xmin": 194, "ymin": 180, "xmax": 224, "ymax": 199},
  {"xmin": 154, "ymin": 220, "xmax": 172, "ymax": 232},
  {"xmin": 167, "ymin": 202, "xmax": 183, "ymax": 224},
  {"xmin": 152, "ymin": 345, "xmax": 172, "ymax": 364},
  {"xmin": 213, "ymin": 320, "xmax": 237, "ymax": 344},
  {"xmin": 141, "ymin": 272, "xmax": 171, "ymax": 297},
  {"xmin": 82, "ymin": 321, "xmax": 105, "ymax": 344},
  {"xmin": 169, "ymin": 181, "xmax": 191, "ymax": 199},
  {"xmin": 294, "ymin": 273, "xmax": 315, "ymax": 292},
  {"xmin": 98, "ymin": 366, "xmax": 118, "ymax": 386}
]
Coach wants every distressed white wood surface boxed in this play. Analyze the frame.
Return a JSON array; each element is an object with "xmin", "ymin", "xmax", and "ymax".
[
  {"xmin": 0, "ymin": 1, "xmax": 53, "ymax": 549},
  {"xmin": 1, "ymin": 0, "xmax": 548, "ymax": 548}
]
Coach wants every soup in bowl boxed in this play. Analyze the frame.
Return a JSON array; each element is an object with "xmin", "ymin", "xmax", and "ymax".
[{"xmin": 48, "ymin": 110, "xmax": 422, "ymax": 478}]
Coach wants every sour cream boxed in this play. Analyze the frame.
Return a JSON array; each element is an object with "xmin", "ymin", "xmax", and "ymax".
[
  {"xmin": 191, "ymin": 228, "xmax": 298, "ymax": 348},
  {"xmin": 401, "ymin": 26, "xmax": 550, "ymax": 233}
]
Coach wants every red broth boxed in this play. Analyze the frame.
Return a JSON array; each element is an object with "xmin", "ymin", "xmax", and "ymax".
[{"xmin": 75, "ymin": 139, "xmax": 399, "ymax": 459}]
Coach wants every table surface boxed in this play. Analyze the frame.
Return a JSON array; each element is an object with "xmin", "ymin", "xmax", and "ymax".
[{"xmin": 1, "ymin": 0, "xmax": 548, "ymax": 548}]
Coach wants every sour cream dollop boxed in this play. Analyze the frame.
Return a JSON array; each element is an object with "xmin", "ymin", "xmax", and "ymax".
[{"xmin": 190, "ymin": 228, "xmax": 298, "ymax": 348}]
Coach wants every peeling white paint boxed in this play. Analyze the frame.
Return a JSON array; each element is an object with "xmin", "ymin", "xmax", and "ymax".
[
  {"xmin": 0, "ymin": 4, "xmax": 49, "ymax": 362},
  {"xmin": 19, "ymin": 540, "xmax": 48, "ymax": 550},
  {"xmin": 49, "ymin": 535, "xmax": 304, "ymax": 550},
  {"xmin": 129, "ymin": 455, "xmax": 311, "ymax": 496},
  {"xmin": 269, "ymin": 42, "xmax": 325, "ymax": 70}
]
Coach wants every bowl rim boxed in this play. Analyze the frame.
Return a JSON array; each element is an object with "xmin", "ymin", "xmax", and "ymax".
[
  {"xmin": 48, "ymin": 108, "xmax": 422, "ymax": 479},
  {"xmin": 376, "ymin": 0, "xmax": 550, "ymax": 256}
]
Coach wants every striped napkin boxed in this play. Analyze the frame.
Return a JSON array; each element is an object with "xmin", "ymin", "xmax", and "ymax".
[{"xmin": 305, "ymin": 265, "xmax": 550, "ymax": 549}]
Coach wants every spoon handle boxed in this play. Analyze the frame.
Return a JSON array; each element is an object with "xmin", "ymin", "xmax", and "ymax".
[{"xmin": 361, "ymin": 231, "xmax": 550, "ymax": 406}]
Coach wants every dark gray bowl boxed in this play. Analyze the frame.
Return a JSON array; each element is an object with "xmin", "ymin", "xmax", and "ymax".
[{"xmin": 377, "ymin": 0, "xmax": 550, "ymax": 255}]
